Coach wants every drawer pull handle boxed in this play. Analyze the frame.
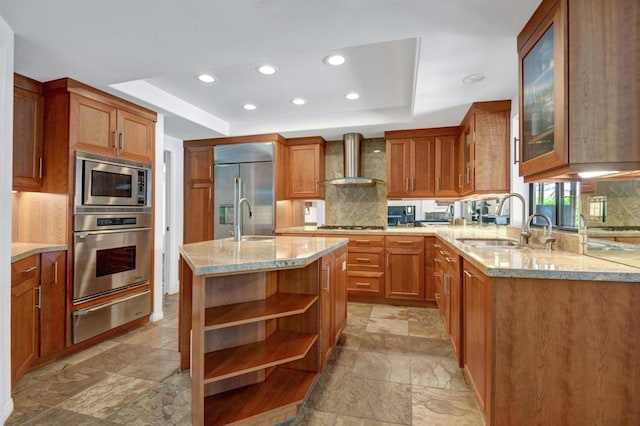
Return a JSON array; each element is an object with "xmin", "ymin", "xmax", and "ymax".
[
  {"xmin": 355, "ymin": 257, "xmax": 371, "ymax": 263},
  {"xmin": 22, "ymin": 265, "xmax": 37, "ymax": 273},
  {"xmin": 355, "ymin": 282, "xmax": 370, "ymax": 287},
  {"xmin": 397, "ymin": 241, "xmax": 413, "ymax": 244},
  {"xmin": 434, "ymin": 243, "xmax": 442, "ymax": 248},
  {"xmin": 434, "ymin": 258, "xmax": 442, "ymax": 263},
  {"xmin": 53, "ymin": 261, "xmax": 59, "ymax": 284},
  {"xmin": 445, "ymin": 257, "xmax": 455, "ymax": 264}
]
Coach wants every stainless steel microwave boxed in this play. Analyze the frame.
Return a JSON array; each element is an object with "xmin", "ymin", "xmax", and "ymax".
[{"xmin": 75, "ymin": 152, "xmax": 150, "ymax": 208}]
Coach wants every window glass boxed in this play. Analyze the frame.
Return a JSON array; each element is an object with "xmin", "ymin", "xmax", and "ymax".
[{"xmin": 530, "ymin": 182, "xmax": 580, "ymax": 230}]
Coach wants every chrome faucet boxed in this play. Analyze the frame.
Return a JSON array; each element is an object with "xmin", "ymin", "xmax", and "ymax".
[
  {"xmin": 496, "ymin": 193, "xmax": 528, "ymax": 244},
  {"xmin": 233, "ymin": 178, "xmax": 253, "ymax": 242},
  {"xmin": 579, "ymin": 214, "xmax": 588, "ymax": 252},
  {"xmin": 447, "ymin": 203, "xmax": 455, "ymax": 221},
  {"xmin": 526, "ymin": 212, "xmax": 555, "ymax": 250}
]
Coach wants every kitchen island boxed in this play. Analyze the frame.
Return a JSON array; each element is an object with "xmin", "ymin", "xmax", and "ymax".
[{"xmin": 178, "ymin": 235, "xmax": 348, "ymax": 426}]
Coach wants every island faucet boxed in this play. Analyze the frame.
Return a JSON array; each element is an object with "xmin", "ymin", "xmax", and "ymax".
[
  {"xmin": 526, "ymin": 212, "xmax": 555, "ymax": 250},
  {"xmin": 233, "ymin": 178, "xmax": 253, "ymax": 242},
  {"xmin": 496, "ymin": 193, "xmax": 528, "ymax": 244}
]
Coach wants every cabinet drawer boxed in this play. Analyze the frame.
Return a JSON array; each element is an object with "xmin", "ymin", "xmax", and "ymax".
[
  {"xmin": 348, "ymin": 235, "xmax": 385, "ymax": 248},
  {"xmin": 12, "ymin": 255, "xmax": 40, "ymax": 286},
  {"xmin": 386, "ymin": 235, "xmax": 424, "ymax": 249},
  {"xmin": 348, "ymin": 252, "xmax": 383, "ymax": 270},
  {"xmin": 347, "ymin": 272, "xmax": 383, "ymax": 294}
]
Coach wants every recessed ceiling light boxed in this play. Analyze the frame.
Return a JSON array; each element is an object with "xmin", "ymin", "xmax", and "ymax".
[
  {"xmin": 243, "ymin": 104, "xmax": 257, "ymax": 110},
  {"xmin": 197, "ymin": 74, "xmax": 216, "ymax": 83},
  {"xmin": 324, "ymin": 55, "xmax": 346, "ymax": 66},
  {"xmin": 462, "ymin": 73, "xmax": 486, "ymax": 84},
  {"xmin": 291, "ymin": 98, "xmax": 306, "ymax": 105},
  {"xmin": 256, "ymin": 65, "xmax": 277, "ymax": 75},
  {"xmin": 344, "ymin": 92, "xmax": 360, "ymax": 100}
]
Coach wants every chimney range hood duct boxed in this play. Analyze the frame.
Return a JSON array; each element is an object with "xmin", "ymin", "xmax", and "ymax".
[{"xmin": 327, "ymin": 133, "xmax": 384, "ymax": 186}]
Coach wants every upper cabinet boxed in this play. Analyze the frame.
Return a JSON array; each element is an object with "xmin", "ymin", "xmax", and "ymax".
[
  {"xmin": 286, "ymin": 137, "xmax": 325, "ymax": 199},
  {"xmin": 184, "ymin": 146, "xmax": 214, "ymax": 244},
  {"xmin": 44, "ymin": 78, "xmax": 156, "ymax": 164},
  {"xmin": 458, "ymin": 101, "xmax": 511, "ymax": 196},
  {"xmin": 385, "ymin": 127, "xmax": 460, "ymax": 199},
  {"xmin": 518, "ymin": 0, "xmax": 640, "ymax": 181},
  {"xmin": 13, "ymin": 74, "xmax": 44, "ymax": 191}
]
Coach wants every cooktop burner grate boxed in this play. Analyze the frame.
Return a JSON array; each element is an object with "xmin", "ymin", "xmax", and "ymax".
[{"xmin": 317, "ymin": 225, "xmax": 386, "ymax": 230}]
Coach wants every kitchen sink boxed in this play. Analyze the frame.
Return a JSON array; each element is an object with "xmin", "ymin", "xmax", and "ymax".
[
  {"xmin": 456, "ymin": 238, "xmax": 522, "ymax": 248},
  {"xmin": 240, "ymin": 236, "xmax": 276, "ymax": 242}
]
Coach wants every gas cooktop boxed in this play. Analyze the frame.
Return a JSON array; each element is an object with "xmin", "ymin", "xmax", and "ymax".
[{"xmin": 317, "ymin": 225, "xmax": 386, "ymax": 230}]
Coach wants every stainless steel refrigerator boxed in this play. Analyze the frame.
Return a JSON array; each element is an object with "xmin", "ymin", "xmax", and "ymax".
[{"xmin": 213, "ymin": 142, "xmax": 274, "ymax": 239}]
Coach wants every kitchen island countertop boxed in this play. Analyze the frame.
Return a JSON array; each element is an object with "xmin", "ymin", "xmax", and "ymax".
[
  {"xmin": 11, "ymin": 242, "xmax": 68, "ymax": 263},
  {"xmin": 179, "ymin": 235, "xmax": 348, "ymax": 276},
  {"xmin": 277, "ymin": 225, "xmax": 640, "ymax": 282}
]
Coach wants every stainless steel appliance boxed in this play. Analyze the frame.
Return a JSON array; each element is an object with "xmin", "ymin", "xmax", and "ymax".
[
  {"xmin": 387, "ymin": 205, "xmax": 415, "ymax": 227},
  {"xmin": 75, "ymin": 151, "xmax": 151, "ymax": 209},
  {"xmin": 73, "ymin": 212, "xmax": 151, "ymax": 301},
  {"xmin": 213, "ymin": 142, "xmax": 274, "ymax": 239}
]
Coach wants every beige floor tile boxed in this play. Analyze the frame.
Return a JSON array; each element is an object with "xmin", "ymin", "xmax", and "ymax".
[
  {"xmin": 352, "ymin": 351, "xmax": 411, "ymax": 384},
  {"xmin": 19, "ymin": 407, "xmax": 116, "ymax": 425},
  {"xmin": 106, "ymin": 382, "xmax": 190, "ymax": 425},
  {"xmin": 411, "ymin": 385, "xmax": 485, "ymax": 425},
  {"xmin": 4, "ymin": 396, "xmax": 51, "ymax": 426},
  {"xmin": 291, "ymin": 408, "xmax": 337, "ymax": 425},
  {"xmin": 408, "ymin": 319, "xmax": 448, "ymax": 339},
  {"xmin": 366, "ymin": 318, "xmax": 409, "ymax": 336},
  {"xmin": 347, "ymin": 303, "xmax": 374, "ymax": 318},
  {"xmin": 410, "ymin": 356, "xmax": 467, "ymax": 390},
  {"xmin": 339, "ymin": 376, "xmax": 412, "ymax": 424},
  {"xmin": 370, "ymin": 305, "xmax": 410, "ymax": 320},
  {"xmin": 359, "ymin": 332, "xmax": 411, "ymax": 354},
  {"xmin": 334, "ymin": 415, "xmax": 399, "ymax": 425},
  {"xmin": 410, "ymin": 336, "xmax": 453, "ymax": 358}
]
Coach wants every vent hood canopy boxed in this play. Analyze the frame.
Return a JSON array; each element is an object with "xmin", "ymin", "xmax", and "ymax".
[{"xmin": 326, "ymin": 133, "xmax": 385, "ymax": 186}]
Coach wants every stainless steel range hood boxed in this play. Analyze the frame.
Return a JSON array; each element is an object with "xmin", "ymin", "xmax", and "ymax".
[{"xmin": 326, "ymin": 133, "xmax": 384, "ymax": 186}]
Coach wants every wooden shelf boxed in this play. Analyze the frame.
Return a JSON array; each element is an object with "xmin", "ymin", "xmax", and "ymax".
[
  {"xmin": 204, "ymin": 293, "xmax": 317, "ymax": 330},
  {"xmin": 204, "ymin": 330, "xmax": 317, "ymax": 383},
  {"xmin": 204, "ymin": 367, "xmax": 317, "ymax": 425}
]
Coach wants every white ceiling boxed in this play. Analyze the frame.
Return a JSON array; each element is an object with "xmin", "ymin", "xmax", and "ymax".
[{"xmin": 0, "ymin": 0, "xmax": 541, "ymax": 141}]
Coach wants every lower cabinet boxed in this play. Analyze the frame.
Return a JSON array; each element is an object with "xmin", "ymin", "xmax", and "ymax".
[
  {"xmin": 11, "ymin": 250, "xmax": 67, "ymax": 387},
  {"xmin": 345, "ymin": 235, "xmax": 385, "ymax": 297},
  {"xmin": 321, "ymin": 245, "xmax": 348, "ymax": 367},
  {"xmin": 434, "ymin": 238, "xmax": 462, "ymax": 364},
  {"xmin": 385, "ymin": 236, "xmax": 425, "ymax": 300}
]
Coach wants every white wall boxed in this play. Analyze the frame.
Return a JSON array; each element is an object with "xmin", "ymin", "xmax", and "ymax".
[
  {"xmin": 163, "ymin": 134, "xmax": 184, "ymax": 295},
  {"xmin": 151, "ymin": 115, "xmax": 165, "ymax": 321},
  {"xmin": 0, "ymin": 15, "xmax": 14, "ymax": 423}
]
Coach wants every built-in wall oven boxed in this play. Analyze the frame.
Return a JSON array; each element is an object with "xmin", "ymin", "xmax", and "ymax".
[{"xmin": 72, "ymin": 152, "xmax": 152, "ymax": 343}]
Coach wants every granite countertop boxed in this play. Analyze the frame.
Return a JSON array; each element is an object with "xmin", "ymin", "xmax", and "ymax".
[
  {"xmin": 12, "ymin": 242, "xmax": 68, "ymax": 263},
  {"xmin": 179, "ymin": 236, "xmax": 349, "ymax": 276},
  {"xmin": 277, "ymin": 226, "xmax": 640, "ymax": 282}
]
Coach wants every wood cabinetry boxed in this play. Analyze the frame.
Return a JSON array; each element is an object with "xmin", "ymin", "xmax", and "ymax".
[
  {"xmin": 518, "ymin": 0, "xmax": 640, "ymax": 181},
  {"xmin": 11, "ymin": 250, "xmax": 67, "ymax": 388},
  {"xmin": 13, "ymin": 74, "xmax": 44, "ymax": 191},
  {"xmin": 385, "ymin": 236, "xmax": 425, "ymax": 300},
  {"xmin": 11, "ymin": 255, "xmax": 40, "ymax": 387},
  {"xmin": 320, "ymin": 245, "xmax": 347, "ymax": 367},
  {"xmin": 434, "ymin": 239, "xmax": 462, "ymax": 363},
  {"xmin": 385, "ymin": 127, "xmax": 460, "ymax": 199},
  {"xmin": 287, "ymin": 137, "xmax": 325, "ymax": 199},
  {"xmin": 68, "ymin": 93, "xmax": 154, "ymax": 162},
  {"xmin": 462, "ymin": 260, "xmax": 491, "ymax": 416},
  {"xmin": 184, "ymin": 146, "xmax": 214, "ymax": 243},
  {"xmin": 345, "ymin": 235, "xmax": 386, "ymax": 297},
  {"xmin": 424, "ymin": 237, "xmax": 436, "ymax": 302},
  {"xmin": 458, "ymin": 101, "xmax": 511, "ymax": 196}
]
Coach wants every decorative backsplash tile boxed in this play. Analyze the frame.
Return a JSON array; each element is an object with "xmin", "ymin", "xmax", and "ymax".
[
  {"xmin": 324, "ymin": 138, "xmax": 387, "ymax": 226},
  {"xmin": 580, "ymin": 180, "xmax": 640, "ymax": 227}
]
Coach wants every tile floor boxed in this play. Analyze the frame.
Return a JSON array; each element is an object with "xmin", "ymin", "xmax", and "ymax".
[{"xmin": 7, "ymin": 296, "xmax": 484, "ymax": 425}]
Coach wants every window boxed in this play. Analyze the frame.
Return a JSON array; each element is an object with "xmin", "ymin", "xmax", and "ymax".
[{"xmin": 529, "ymin": 182, "xmax": 581, "ymax": 230}]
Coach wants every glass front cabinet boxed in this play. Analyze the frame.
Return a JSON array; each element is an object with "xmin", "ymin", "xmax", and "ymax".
[{"xmin": 518, "ymin": 1, "xmax": 567, "ymax": 178}]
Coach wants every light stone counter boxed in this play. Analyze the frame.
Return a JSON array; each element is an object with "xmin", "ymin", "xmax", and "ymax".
[
  {"xmin": 277, "ymin": 226, "xmax": 640, "ymax": 282},
  {"xmin": 179, "ymin": 236, "xmax": 349, "ymax": 276},
  {"xmin": 12, "ymin": 242, "xmax": 68, "ymax": 263}
]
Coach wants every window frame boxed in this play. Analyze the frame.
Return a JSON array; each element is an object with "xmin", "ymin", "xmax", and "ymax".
[{"xmin": 528, "ymin": 182, "xmax": 580, "ymax": 232}]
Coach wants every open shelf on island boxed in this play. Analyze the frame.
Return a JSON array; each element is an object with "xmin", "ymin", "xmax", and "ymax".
[
  {"xmin": 204, "ymin": 330, "xmax": 317, "ymax": 383},
  {"xmin": 204, "ymin": 293, "xmax": 318, "ymax": 330},
  {"xmin": 204, "ymin": 367, "xmax": 317, "ymax": 425}
]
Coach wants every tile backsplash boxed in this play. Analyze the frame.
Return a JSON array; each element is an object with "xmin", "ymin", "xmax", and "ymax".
[
  {"xmin": 324, "ymin": 137, "xmax": 387, "ymax": 226},
  {"xmin": 580, "ymin": 180, "xmax": 640, "ymax": 227}
]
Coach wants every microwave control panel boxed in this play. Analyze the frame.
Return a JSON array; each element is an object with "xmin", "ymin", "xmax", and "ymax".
[{"xmin": 137, "ymin": 170, "xmax": 146, "ymax": 205}]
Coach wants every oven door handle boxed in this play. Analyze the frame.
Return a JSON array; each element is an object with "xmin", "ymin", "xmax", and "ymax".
[
  {"xmin": 73, "ymin": 290, "xmax": 151, "ymax": 315},
  {"xmin": 75, "ymin": 227, "xmax": 151, "ymax": 238}
]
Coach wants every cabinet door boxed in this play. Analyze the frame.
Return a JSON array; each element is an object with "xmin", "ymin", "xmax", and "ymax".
[
  {"xmin": 463, "ymin": 265, "xmax": 487, "ymax": 410},
  {"xmin": 333, "ymin": 250, "xmax": 347, "ymax": 344},
  {"xmin": 386, "ymin": 139, "xmax": 410, "ymax": 198},
  {"xmin": 69, "ymin": 94, "xmax": 118, "ymax": 156},
  {"xmin": 424, "ymin": 237, "xmax": 436, "ymax": 302},
  {"xmin": 40, "ymin": 251, "xmax": 67, "ymax": 358},
  {"xmin": 435, "ymin": 136, "xmax": 458, "ymax": 197},
  {"xmin": 474, "ymin": 109, "xmax": 510, "ymax": 193},
  {"xmin": 518, "ymin": 2, "xmax": 567, "ymax": 177},
  {"xmin": 13, "ymin": 82, "xmax": 43, "ymax": 191},
  {"xmin": 11, "ymin": 256, "xmax": 40, "ymax": 387},
  {"xmin": 320, "ymin": 254, "xmax": 333, "ymax": 368},
  {"xmin": 385, "ymin": 247, "xmax": 425, "ymax": 300},
  {"xmin": 288, "ymin": 144, "xmax": 324, "ymax": 199},
  {"xmin": 185, "ymin": 183, "xmax": 213, "ymax": 243},
  {"xmin": 117, "ymin": 109, "xmax": 154, "ymax": 162},
  {"xmin": 458, "ymin": 122, "xmax": 474, "ymax": 195},
  {"xmin": 447, "ymin": 256, "xmax": 462, "ymax": 365},
  {"xmin": 411, "ymin": 137, "xmax": 435, "ymax": 197},
  {"xmin": 186, "ymin": 147, "xmax": 214, "ymax": 184}
]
